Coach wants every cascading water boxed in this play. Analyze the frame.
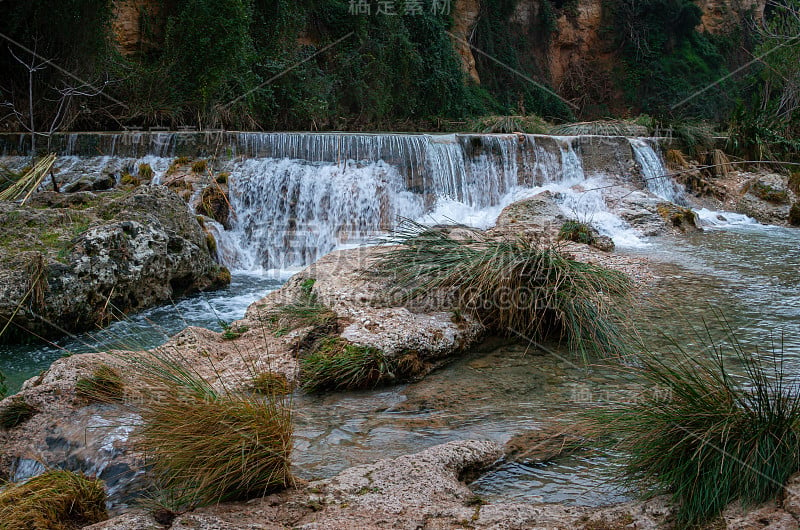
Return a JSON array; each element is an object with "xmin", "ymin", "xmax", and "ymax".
[
  {"xmin": 219, "ymin": 133, "xmax": 665, "ymax": 271},
  {"xmin": 629, "ymin": 138, "xmax": 684, "ymax": 204}
]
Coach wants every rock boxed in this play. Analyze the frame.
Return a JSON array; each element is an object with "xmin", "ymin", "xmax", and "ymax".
[
  {"xmin": 656, "ymin": 202, "xmax": 702, "ymax": 233},
  {"xmin": 592, "ymin": 234, "xmax": 615, "ymax": 252},
  {"xmin": 62, "ymin": 173, "xmax": 116, "ymax": 193},
  {"xmin": 737, "ymin": 175, "xmax": 795, "ymax": 225},
  {"xmin": 493, "ymin": 190, "xmax": 565, "ymax": 238},
  {"xmin": 0, "ymin": 185, "xmax": 229, "ymax": 342}
]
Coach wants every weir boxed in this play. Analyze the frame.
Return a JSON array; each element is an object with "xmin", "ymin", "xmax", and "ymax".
[{"xmin": 0, "ymin": 131, "xmax": 672, "ymax": 271}]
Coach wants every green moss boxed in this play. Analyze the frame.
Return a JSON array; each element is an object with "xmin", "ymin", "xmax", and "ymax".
[
  {"xmin": 221, "ymin": 323, "xmax": 249, "ymax": 340},
  {"xmin": 205, "ymin": 232, "xmax": 217, "ymax": 255}
]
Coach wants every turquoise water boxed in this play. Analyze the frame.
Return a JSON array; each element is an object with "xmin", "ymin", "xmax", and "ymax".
[{"xmin": 0, "ymin": 273, "xmax": 282, "ymax": 393}]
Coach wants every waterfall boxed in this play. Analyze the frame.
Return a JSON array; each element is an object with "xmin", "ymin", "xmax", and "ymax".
[
  {"xmin": 629, "ymin": 138, "xmax": 684, "ymax": 204},
  {"xmin": 0, "ymin": 131, "xmax": 689, "ymax": 272}
]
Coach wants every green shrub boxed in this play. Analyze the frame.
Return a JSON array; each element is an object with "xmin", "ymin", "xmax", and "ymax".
[
  {"xmin": 0, "ymin": 469, "xmax": 107, "ymax": 529},
  {"xmin": 301, "ymin": 338, "xmax": 394, "ymax": 392},
  {"xmin": 75, "ymin": 364, "xmax": 124, "ymax": 403},
  {"xmin": 375, "ymin": 221, "xmax": 632, "ymax": 359},
  {"xmin": 0, "ymin": 397, "xmax": 38, "ymax": 429},
  {"xmin": 138, "ymin": 163, "xmax": 154, "ymax": 181},
  {"xmin": 558, "ymin": 220, "xmax": 595, "ymax": 244},
  {"xmin": 470, "ymin": 115, "xmax": 550, "ymax": 134},
  {"xmin": 123, "ymin": 349, "xmax": 293, "ymax": 508},
  {"xmin": 588, "ymin": 335, "xmax": 800, "ymax": 526}
]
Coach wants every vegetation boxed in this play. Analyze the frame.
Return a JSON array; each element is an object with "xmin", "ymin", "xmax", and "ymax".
[
  {"xmin": 558, "ymin": 220, "xmax": 595, "ymax": 245},
  {"xmin": 221, "ymin": 322, "xmax": 249, "ymax": 340},
  {"xmin": 375, "ymin": 221, "xmax": 632, "ymax": 359},
  {"xmin": 191, "ymin": 160, "xmax": 208, "ymax": 174},
  {"xmin": 123, "ymin": 348, "xmax": 293, "ymax": 508},
  {"xmin": 0, "ymin": 396, "xmax": 38, "ymax": 429},
  {"xmin": 75, "ymin": 364, "xmax": 124, "ymax": 403},
  {"xmin": 664, "ymin": 149, "xmax": 688, "ymax": 170},
  {"xmin": 469, "ymin": 115, "xmax": 550, "ymax": 134},
  {"xmin": 588, "ymin": 335, "xmax": 800, "ymax": 526},
  {"xmin": 0, "ymin": 469, "xmax": 107, "ymax": 529},
  {"xmin": 252, "ymin": 371, "xmax": 291, "ymax": 395},
  {"xmin": 138, "ymin": 163, "xmax": 154, "ymax": 181},
  {"xmin": 0, "ymin": 368, "xmax": 7, "ymax": 399},
  {"xmin": 788, "ymin": 171, "xmax": 800, "ymax": 194},
  {"xmin": 264, "ymin": 278, "xmax": 337, "ymax": 338},
  {"xmin": 549, "ymin": 120, "xmax": 650, "ymax": 137},
  {"xmin": 301, "ymin": 337, "xmax": 395, "ymax": 392}
]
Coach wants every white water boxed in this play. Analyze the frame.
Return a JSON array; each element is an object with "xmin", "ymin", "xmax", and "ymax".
[
  {"xmin": 629, "ymin": 138, "xmax": 684, "ymax": 204},
  {"xmin": 220, "ymin": 134, "xmax": 666, "ymax": 271}
]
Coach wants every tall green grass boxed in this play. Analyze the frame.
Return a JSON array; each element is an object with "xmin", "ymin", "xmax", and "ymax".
[
  {"xmin": 376, "ymin": 221, "xmax": 632, "ymax": 359},
  {"xmin": 589, "ymin": 334, "xmax": 800, "ymax": 526}
]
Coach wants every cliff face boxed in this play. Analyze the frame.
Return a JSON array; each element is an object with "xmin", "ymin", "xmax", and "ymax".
[
  {"xmin": 452, "ymin": 0, "xmax": 766, "ymax": 113},
  {"xmin": 112, "ymin": 0, "xmax": 165, "ymax": 56}
]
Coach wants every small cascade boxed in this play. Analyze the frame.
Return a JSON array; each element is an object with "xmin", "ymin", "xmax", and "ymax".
[
  {"xmin": 228, "ymin": 157, "xmax": 424, "ymax": 271},
  {"xmin": 629, "ymin": 138, "xmax": 684, "ymax": 204}
]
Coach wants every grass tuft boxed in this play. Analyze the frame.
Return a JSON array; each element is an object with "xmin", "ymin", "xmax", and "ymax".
[
  {"xmin": 664, "ymin": 149, "xmax": 688, "ymax": 170},
  {"xmin": 470, "ymin": 115, "xmax": 550, "ymax": 134},
  {"xmin": 123, "ymin": 349, "xmax": 293, "ymax": 508},
  {"xmin": 191, "ymin": 160, "xmax": 208, "ymax": 174},
  {"xmin": 558, "ymin": 220, "xmax": 595, "ymax": 245},
  {"xmin": 301, "ymin": 337, "xmax": 394, "ymax": 392},
  {"xmin": 587, "ymin": 332, "xmax": 800, "ymax": 526},
  {"xmin": 138, "ymin": 163, "xmax": 154, "ymax": 181},
  {"xmin": 75, "ymin": 364, "xmax": 124, "ymax": 403},
  {"xmin": 549, "ymin": 120, "xmax": 650, "ymax": 137},
  {"xmin": 0, "ymin": 396, "xmax": 38, "ymax": 429},
  {"xmin": 120, "ymin": 173, "xmax": 141, "ymax": 186},
  {"xmin": 0, "ymin": 469, "xmax": 107, "ymax": 529},
  {"xmin": 251, "ymin": 372, "xmax": 291, "ymax": 396},
  {"xmin": 375, "ymin": 220, "xmax": 632, "ymax": 359}
]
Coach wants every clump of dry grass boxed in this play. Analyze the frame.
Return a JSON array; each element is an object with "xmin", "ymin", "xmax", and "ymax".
[
  {"xmin": 665, "ymin": 149, "xmax": 688, "ymax": 170},
  {"xmin": 75, "ymin": 364, "xmax": 124, "ymax": 403},
  {"xmin": 0, "ymin": 396, "xmax": 38, "ymax": 429},
  {"xmin": 123, "ymin": 349, "xmax": 293, "ymax": 509},
  {"xmin": 375, "ymin": 220, "xmax": 632, "ymax": 360},
  {"xmin": 0, "ymin": 469, "xmax": 107, "ymax": 529}
]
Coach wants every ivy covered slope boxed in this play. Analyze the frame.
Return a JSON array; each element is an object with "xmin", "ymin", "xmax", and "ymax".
[{"xmin": 0, "ymin": 0, "xmax": 797, "ymax": 143}]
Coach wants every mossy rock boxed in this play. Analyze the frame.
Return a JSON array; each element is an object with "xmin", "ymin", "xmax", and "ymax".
[
  {"xmin": 748, "ymin": 180, "xmax": 789, "ymax": 204},
  {"xmin": 199, "ymin": 186, "xmax": 231, "ymax": 229},
  {"xmin": 656, "ymin": 203, "xmax": 701, "ymax": 233},
  {"xmin": 789, "ymin": 203, "xmax": 800, "ymax": 227}
]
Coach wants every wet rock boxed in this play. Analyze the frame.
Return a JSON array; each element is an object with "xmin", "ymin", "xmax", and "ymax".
[
  {"xmin": 62, "ymin": 173, "xmax": 116, "ymax": 193},
  {"xmin": 592, "ymin": 234, "xmax": 615, "ymax": 252},
  {"xmin": 0, "ymin": 185, "xmax": 229, "ymax": 342},
  {"xmin": 656, "ymin": 202, "xmax": 702, "ymax": 233}
]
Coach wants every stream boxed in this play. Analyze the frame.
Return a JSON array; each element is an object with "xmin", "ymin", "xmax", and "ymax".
[
  {"xmin": 2, "ymin": 222, "xmax": 796, "ymax": 508},
  {"xmin": 0, "ymin": 132, "xmax": 798, "ymax": 509}
]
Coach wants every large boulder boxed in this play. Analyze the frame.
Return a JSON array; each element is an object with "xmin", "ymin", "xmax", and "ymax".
[
  {"xmin": 0, "ymin": 185, "xmax": 229, "ymax": 343},
  {"xmin": 736, "ymin": 174, "xmax": 796, "ymax": 225}
]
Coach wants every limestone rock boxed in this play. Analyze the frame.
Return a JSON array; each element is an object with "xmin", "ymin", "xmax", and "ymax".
[{"xmin": 0, "ymin": 185, "xmax": 228, "ymax": 342}]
